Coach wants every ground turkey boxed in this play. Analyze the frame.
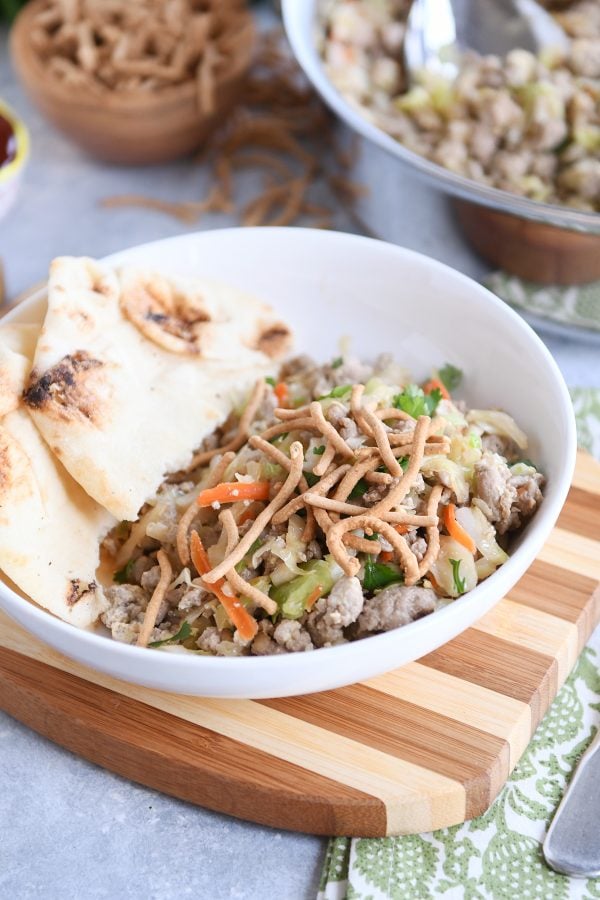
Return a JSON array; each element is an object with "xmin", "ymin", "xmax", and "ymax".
[
  {"xmin": 474, "ymin": 451, "xmax": 544, "ymax": 534},
  {"xmin": 358, "ymin": 585, "xmax": 436, "ymax": 634},
  {"xmin": 307, "ymin": 575, "xmax": 364, "ymax": 647}
]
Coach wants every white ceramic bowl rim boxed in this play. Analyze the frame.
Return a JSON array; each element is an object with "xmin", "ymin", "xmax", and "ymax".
[
  {"xmin": 0, "ymin": 228, "xmax": 577, "ymax": 691},
  {"xmin": 282, "ymin": 0, "xmax": 600, "ymax": 235}
]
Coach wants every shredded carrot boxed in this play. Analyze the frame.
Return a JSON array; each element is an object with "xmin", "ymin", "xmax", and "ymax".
[
  {"xmin": 394, "ymin": 524, "xmax": 410, "ymax": 535},
  {"xmin": 305, "ymin": 585, "xmax": 322, "ymax": 610},
  {"xmin": 237, "ymin": 503, "xmax": 262, "ymax": 526},
  {"xmin": 190, "ymin": 531, "xmax": 258, "ymax": 642},
  {"xmin": 442, "ymin": 503, "xmax": 476, "ymax": 554},
  {"xmin": 197, "ymin": 481, "xmax": 271, "ymax": 508},
  {"xmin": 380, "ymin": 550, "xmax": 394, "ymax": 563},
  {"xmin": 274, "ymin": 381, "xmax": 289, "ymax": 407},
  {"xmin": 423, "ymin": 378, "xmax": 450, "ymax": 400}
]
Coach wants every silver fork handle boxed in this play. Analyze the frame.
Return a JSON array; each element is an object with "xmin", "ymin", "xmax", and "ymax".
[{"xmin": 543, "ymin": 728, "xmax": 600, "ymax": 878}]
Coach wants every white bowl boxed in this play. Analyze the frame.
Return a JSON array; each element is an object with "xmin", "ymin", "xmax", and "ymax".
[{"xmin": 0, "ymin": 228, "xmax": 576, "ymax": 698}]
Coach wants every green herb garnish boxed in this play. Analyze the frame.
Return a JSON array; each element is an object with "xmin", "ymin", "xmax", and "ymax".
[
  {"xmin": 399, "ymin": 456, "xmax": 409, "ymax": 471},
  {"xmin": 149, "ymin": 621, "xmax": 193, "ymax": 648},
  {"xmin": 450, "ymin": 558, "xmax": 466, "ymax": 595},
  {"xmin": 393, "ymin": 384, "xmax": 441, "ymax": 418},
  {"xmin": 438, "ymin": 363, "xmax": 463, "ymax": 392},
  {"xmin": 319, "ymin": 384, "xmax": 352, "ymax": 400},
  {"xmin": 313, "ymin": 445, "xmax": 326, "ymax": 455},
  {"xmin": 235, "ymin": 539, "xmax": 264, "ymax": 573},
  {"xmin": 270, "ymin": 432, "xmax": 288, "ymax": 444},
  {"xmin": 363, "ymin": 558, "xmax": 404, "ymax": 593},
  {"xmin": 265, "ymin": 376, "xmax": 276, "ymax": 387},
  {"xmin": 305, "ymin": 472, "xmax": 320, "ymax": 487},
  {"xmin": 331, "ymin": 356, "xmax": 344, "ymax": 369},
  {"xmin": 365, "ymin": 532, "xmax": 379, "ymax": 541},
  {"xmin": 113, "ymin": 559, "xmax": 134, "ymax": 584},
  {"xmin": 349, "ymin": 478, "xmax": 368, "ymax": 500}
]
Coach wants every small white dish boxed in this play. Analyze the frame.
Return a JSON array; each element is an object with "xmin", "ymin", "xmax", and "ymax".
[{"xmin": 0, "ymin": 227, "xmax": 576, "ymax": 698}]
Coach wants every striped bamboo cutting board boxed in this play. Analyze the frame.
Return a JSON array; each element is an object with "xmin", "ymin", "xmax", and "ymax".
[{"xmin": 0, "ymin": 451, "xmax": 599, "ymax": 838}]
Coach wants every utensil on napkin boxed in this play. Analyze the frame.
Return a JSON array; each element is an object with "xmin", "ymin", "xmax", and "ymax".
[{"xmin": 543, "ymin": 729, "xmax": 600, "ymax": 877}]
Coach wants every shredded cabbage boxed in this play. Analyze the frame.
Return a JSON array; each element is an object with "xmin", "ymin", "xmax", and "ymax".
[
  {"xmin": 270, "ymin": 558, "xmax": 342, "ymax": 619},
  {"xmin": 363, "ymin": 376, "xmax": 401, "ymax": 409},
  {"xmin": 510, "ymin": 462, "xmax": 538, "ymax": 477},
  {"xmin": 253, "ymin": 515, "xmax": 307, "ymax": 586},
  {"xmin": 169, "ymin": 567, "xmax": 192, "ymax": 590},
  {"xmin": 436, "ymin": 399, "xmax": 467, "ymax": 429},
  {"xmin": 448, "ymin": 433, "xmax": 483, "ymax": 471},
  {"xmin": 431, "ymin": 536, "xmax": 477, "ymax": 597},
  {"xmin": 455, "ymin": 505, "xmax": 509, "ymax": 567},
  {"xmin": 467, "ymin": 409, "xmax": 528, "ymax": 449},
  {"xmin": 421, "ymin": 456, "xmax": 470, "ymax": 504}
]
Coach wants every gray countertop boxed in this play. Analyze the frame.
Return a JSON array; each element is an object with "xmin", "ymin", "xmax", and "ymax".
[{"xmin": 1, "ymin": 14, "xmax": 599, "ymax": 900}]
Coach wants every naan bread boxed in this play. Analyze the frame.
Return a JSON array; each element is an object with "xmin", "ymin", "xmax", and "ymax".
[
  {"xmin": 24, "ymin": 257, "xmax": 291, "ymax": 520},
  {"xmin": 0, "ymin": 325, "xmax": 116, "ymax": 628}
]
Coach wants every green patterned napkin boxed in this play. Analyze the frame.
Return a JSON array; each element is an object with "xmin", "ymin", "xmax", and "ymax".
[
  {"xmin": 486, "ymin": 273, "xmax": 600, "ymax": 334},
  {"xmin": 318, "ymin": 390, "xmax": 600, "ymax": 900}
]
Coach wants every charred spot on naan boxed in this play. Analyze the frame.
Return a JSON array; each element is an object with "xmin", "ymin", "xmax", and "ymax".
[
  {"xmin": 23, "ymin": 351, "xmax": 109, "ymax": 425},
  {"xmin": 120, "ymin": 273, "xmax": 213, "ymax": 354},
  {"xmin": 66, "ymin": 578, "xmax": 98, "ymax": 607},
  {"xmin": 253, "ymin": 322, "xmax": 292, "ymax": 359}
]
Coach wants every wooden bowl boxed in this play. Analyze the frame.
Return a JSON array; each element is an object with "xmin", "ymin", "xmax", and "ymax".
[
  {"xmin": 454, "ymin": 200, "xmax": 600, "ymax": 285},
  {"xmin": 10, "ymin": 1, "xmax": 255, "ymax": 165}
]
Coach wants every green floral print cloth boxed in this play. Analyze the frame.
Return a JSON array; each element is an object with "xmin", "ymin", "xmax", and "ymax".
[
  {"xmin": 319, "ymin": 390, "xmax": 600, "ymax": 900},
  {"xmin": 486, "ymin": 273, "xmax": 600, "ymax": 335}
]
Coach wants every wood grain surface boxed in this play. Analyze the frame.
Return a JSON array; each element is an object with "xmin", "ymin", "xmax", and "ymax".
[{"xmin": 0, "ymin": 451, "xmax": 598, "ymax": 837}]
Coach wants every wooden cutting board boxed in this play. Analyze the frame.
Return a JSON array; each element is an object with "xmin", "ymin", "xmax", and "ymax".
[{"xmin": 0, "ymin": 451, "xmax": 599, "ymax": 838}]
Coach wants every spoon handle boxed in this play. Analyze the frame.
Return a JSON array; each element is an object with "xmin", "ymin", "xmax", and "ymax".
[{"xmin": 543, "ymin": 728, "xmax": 600, "ymax": 878}]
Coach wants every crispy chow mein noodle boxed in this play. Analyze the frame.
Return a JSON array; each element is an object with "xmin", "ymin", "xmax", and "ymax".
[
  {"xmin": 102, "ymin": 354, "xmax": 545, "ymax": 654},
  {"xmin": 136, "ymin": 549, "xmax": 172, "ymax": 648}
]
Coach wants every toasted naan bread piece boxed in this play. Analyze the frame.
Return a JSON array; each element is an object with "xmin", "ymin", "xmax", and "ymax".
[
  {"xmin": 24, "ymin": 257, "xmax": 291, "ymax": 520},
  {"xmin": 0, "ymin": 325, "xmax": 115, "ymax": 628}
]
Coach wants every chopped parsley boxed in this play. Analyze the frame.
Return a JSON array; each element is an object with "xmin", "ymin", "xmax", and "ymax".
[
  {"xmin": 363, "ymin": 558, "xmax": 404, "ymax": 593},
  {"xmin": 399, "ymin": 456, "xmax": 409, "ymax": 472},
  {"xmin": 393, "ymin": 384, "xmax": 442, "ymax": 418},
  {"xmin": 438, "ymin": 363, "xmax": 463, "ymax": 393},
  {"xmin": 364, "ymin": 532, "xmax": 380, "ymax": 541},
  {"xmin": 149, "ymin": 621, "xmax": 193, "ymax": 648},
  {"xmin": 269, "ymin": 432, "xmax": 288, "ymax": 444},
  {"xmin": 113, "ymin": 559, "xmax": 134, "ymax": 584},
  {"xmin": 331, "ymin": 356, "xmax": 344, "ymax": 369},
  {"xmin": 313, "ymin": 445, "xmax": 326, "ymax": 455},
  {"xmin": 450, "ymin": 558, "xmax": 466, "ymax": 595},
  {"xmin": 305, "ymin": 471, "xmax": 320, "ymax": 487},
  {"xmin": 265, "ymin": 376, "xmax": 276, "ymax": 387}
]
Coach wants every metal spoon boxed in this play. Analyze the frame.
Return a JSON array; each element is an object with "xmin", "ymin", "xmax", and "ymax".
[
  {"xmin": 543, "ymin": 729, "xmax": 600, "ymax": 878},
  {"xmin": 404, "ymin": 0, "xmax": 569, "ymax": 84}
]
